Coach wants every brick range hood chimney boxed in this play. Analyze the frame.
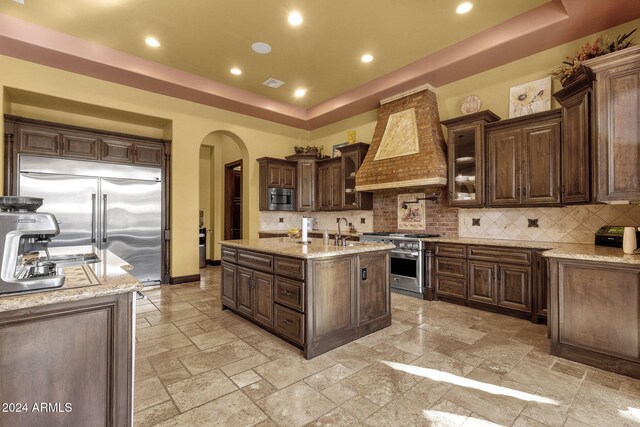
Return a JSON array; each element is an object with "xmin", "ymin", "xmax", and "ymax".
[{"xmin": 355, "ymin": 84, "xmax": 448, "ymax": 191}]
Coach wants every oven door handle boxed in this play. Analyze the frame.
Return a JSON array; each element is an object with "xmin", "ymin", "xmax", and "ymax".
[{"xmin": 390, "ymin": 250, "xmax": 421, "ymax": 258}]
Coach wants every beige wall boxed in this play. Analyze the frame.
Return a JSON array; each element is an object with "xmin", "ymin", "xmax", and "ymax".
[
  {"xmin": 0, "ymin": 54, "xmax": 308, "ymax": 278},
  {"xmin": 310, "ymin": 18, "xmax": 640, "ymax": 140}
]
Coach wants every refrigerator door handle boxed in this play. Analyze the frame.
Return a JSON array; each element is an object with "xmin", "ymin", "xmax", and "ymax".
[
  {"xmin": 91, "ymin": 193, "xmax": 97, "ymax": 243},
  {"xmin": 102, "ymin": 194, "xmax": 108, "ymax": 243}
]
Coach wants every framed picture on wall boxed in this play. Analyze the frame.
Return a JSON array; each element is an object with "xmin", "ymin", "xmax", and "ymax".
[
  {"xmin": 332, "ymin": 142, "xmax": 348, "ymax": 157},
  {"xmin": 509, "ymin": 77, "xmax": 551, "ymax": 118}
]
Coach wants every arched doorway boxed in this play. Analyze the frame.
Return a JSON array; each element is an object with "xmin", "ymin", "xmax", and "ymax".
[{"xmin": 199, "ymin": 130, "xmax": 248, "ymax": 264}]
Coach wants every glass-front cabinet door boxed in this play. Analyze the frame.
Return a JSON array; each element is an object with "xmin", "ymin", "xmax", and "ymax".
[{"xmin": 442, "ymin": 111, "xmax": 500, "ymax": 208}]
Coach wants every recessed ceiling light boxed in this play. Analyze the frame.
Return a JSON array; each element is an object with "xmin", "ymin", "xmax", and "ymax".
[
  {"xmin": 294, "ymin": 88, "xmax": 307, "ymax": 97},
  {"xmin": 230, "ymin": 68, "xmax": 242, "ymax": 75},
  {"xmin": 456, "ymin": 2, "xmax": 473, "ymax": 14},
  {"xmin": 288, "ymin": 11, "xmax": 303, "ymax": 26},
  {"xmin": 145, "ymin": 37, "xmax": 160, "ymax": 48},
  {"xmin": 252, "ymin": 42, "xmax": 272, "ymax": 54},
  {"xmin": 361, "ymin": 54, "xmax": 374, "ymax": 63}
]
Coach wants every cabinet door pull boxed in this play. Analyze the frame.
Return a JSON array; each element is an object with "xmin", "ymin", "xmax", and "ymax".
[
  {"xmin": 522, "ymin": 187, "xmax": 527, "ymax": 197},
  {"xmin": 516, "ymin": 188, "xmax": 520, "ymax": 197},
  {"xmin": 281, "ymin": 290, "xmax": 294, "ymax": 296},
  {"xmin": 283, "ymin": 318, "xmax": 294, "ymax": 325}
]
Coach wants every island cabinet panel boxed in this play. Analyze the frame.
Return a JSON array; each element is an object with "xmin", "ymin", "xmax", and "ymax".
[
  {"xmin": 358, "ymin": 252, "xmax": 390, "ymax": 325},
  {"xmin": 274, "ymin": 276, "xmax": 304, "ymax": 312},
  {"xmin": 221, "ymin": 245, "xmax": 391, "ymax": 359},
  {"xmin": 0, "ymin": 293, "xmax": 133, "ymax": 426},
  {"xmin": 309, "ymin": 257, "xmax": 356, "ymax": 339},
  {"xmin": 548, "ymin": 258, "xmax": 640, "ymax": 378},
  {"xmin": 221, "ymin": 261, "xmax": 237, "ymax": 309},
  {"xmin": 274, "ymin": 304, "xmax": 305, "ymax": 345}
]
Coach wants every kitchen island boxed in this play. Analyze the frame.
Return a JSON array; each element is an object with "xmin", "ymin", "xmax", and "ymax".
[
  {"xmin": 220, "ymin": 237, "xmax": 394, "ymax": 359},
  {"xmin": 0, "ymin": 246, "xmax": 141, "ymax": 427},
  {"xmin": 543, "ymin": 246, "xmax": 640, "ymax": 379}
]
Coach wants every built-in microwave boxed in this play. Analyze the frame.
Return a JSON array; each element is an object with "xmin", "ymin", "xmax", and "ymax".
[{"xmin": 268, "ymin": 187, "xmax": 295, "ymax": 211}]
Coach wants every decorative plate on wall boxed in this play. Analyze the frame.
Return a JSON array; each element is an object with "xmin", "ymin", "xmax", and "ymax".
[{"xmin": 460, "ymin": 95, "xmax": 482, "ymax": 114}]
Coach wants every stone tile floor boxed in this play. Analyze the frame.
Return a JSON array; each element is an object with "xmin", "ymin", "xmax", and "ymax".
[{"xmin": 134, "ymin": 266, "xmax": 640, "ymax": 426}]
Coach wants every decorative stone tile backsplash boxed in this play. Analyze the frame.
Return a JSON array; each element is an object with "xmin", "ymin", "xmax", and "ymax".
[
  {"xmin": 259, "ymin": 210, "xmax": 374, "ymax": 233},
  {"xmin": 459, "ymin": 205, "xmax": 640, "ymax": 243}
]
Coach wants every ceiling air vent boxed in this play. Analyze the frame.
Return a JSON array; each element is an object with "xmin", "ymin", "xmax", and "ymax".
[{"xmin": 263, "ymin": 78, "xmax": 285, "ymax": 88}]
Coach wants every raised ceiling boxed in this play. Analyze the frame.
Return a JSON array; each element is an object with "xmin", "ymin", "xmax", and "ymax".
[{"xmin": 0, "ymin": 0, "xmax": 639, "ymax": 129}]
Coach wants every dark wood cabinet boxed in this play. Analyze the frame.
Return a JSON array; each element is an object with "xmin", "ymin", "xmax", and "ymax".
[
  {"xmin": 101, "ymin": 137, "xmax": 134, "ymax": 163},
  {"xmin": 17, "ymin": 123, "xmax": 60, "ymax": 155},
  {"xmin": 0, "ymin": 292, "xmax": 134, "ymax": 426},
  {"xmin": 585, "ymin": 46, "xmax": 640, "ymax": 202},
  {"xmin": 284, "ymin": 154, "xmax": 317, "ymax": 211},
  {"xmin": 338, "ymin": 143, "xmax": 373, "ymax": 210},
  {"xmin": 553, "ymin": 69, "xmax": 593, "ymax": 204},
  {"xmin": 222, "ymin": 246, "xmax": 390, "ymax": 359},
  {"xmin": 533, "ymin": 250, "xmax": 548, "ymax": 322},
  {"xmin": 548, "ymin": 258, "xmax": 640, "ymax": 378},
  {"xmin": 257, "ymin": 157, "xmax": 297, "ymax": 211},
  {"xmin": 134, "ymin": 141, "xmax": 163, "ymax": 166},
  {"xmin": 487, "ymin": 110, "xmax": 561, "ymax": 207},
  {"xmin": 442, "ymin": 111, "xmax": 500, "ymax": 207},
  {"xmin": 357, "ymin": 251, "xmax": 390, "ymax": 325},
  {"xmin": 221, "ymin": 261, "xmax": 237, "ymax": 309},
  {"xmin": 318, "ymin": 158, "xmax": 343, "ymax": 211},
  {"xmin": 434, "ymin": 243, "xmax": 534, "ymax": 319},
  {"xmin": 61, "ymin": 131, "xmax": 99, "ymax": 160},
  {"xmin": 236, "ymin": 266, "xmax": 274, "ymax": 327}
]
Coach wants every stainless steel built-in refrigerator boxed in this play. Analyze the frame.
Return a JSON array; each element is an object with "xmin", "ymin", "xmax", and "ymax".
[{"xmin": 18, "ymin": 155, "xmax": 163, "ymax": 285}]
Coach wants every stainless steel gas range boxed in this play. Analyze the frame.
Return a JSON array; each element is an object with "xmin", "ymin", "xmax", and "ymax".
[{"xmin": 360, "ymin": 232, "xmax": 439, "ymax": 299}]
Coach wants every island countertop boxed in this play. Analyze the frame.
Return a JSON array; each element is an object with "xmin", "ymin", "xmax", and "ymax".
[
  {"xmin": 0, "ymin": 245, "xmax": 142, "ymax": 313},
  {"xmin": 220, "ymin": 237, "xmax": 394, "ymax": 259}
]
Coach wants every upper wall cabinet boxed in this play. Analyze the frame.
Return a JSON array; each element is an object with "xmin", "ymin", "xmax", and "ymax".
[
  {"xmin": 553, "ymin": 68, "xmax": 593, "ymax": 204},
  {"xmin": 285, "ymin": 153, "xmax": 318, "ymax": 212},
  {"xmin": 338, "ymin": 143, "xmax": 372, "ymax": 210},
  {"xmin": 257, "ymin": 157, "xmax": 297, "ymax": 211},
  {"xmin": 442, "ymin": 111, "xmax": 500, "ymax": 208},
  {"xmin": 585, "ymin": 46, "xmax": 640, "ymax": 203},
  {"xmin": 486, "ymin": 110, "xmax": 562, "ymax": 207}
]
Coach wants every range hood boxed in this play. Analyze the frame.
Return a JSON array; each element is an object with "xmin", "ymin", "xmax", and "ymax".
[{"xmin": 355, "ymin": 84, "xmax": 448, "ymax": 191}]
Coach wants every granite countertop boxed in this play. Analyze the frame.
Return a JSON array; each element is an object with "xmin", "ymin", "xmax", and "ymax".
[
  {"xmin": 421, "ymin": 236, "xmax": 640, "ymax": 265},
  {"xmin": 0, "ymin": 245, "xmax": 142, "ymax": 313},
  {"xmin": 259, "ymin": 229, "xmax": 362, "ymax": 238},
  {"xmin": 221, "ymin": 237, "xmax": 394, "ymax": 259}
]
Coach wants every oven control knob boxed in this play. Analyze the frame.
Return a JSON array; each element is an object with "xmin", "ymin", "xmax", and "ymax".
[
  {"xmin": 398, "ymin": 242, "xmax": 405, "ymax": 248},
  {"xmin": 412, "ymin": 243, "xmax": 419, "ymax": 250}
]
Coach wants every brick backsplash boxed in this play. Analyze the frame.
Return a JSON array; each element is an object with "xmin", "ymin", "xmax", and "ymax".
[
  {"xmin": 459, "ymin": 205, "xmax": 640, "ymax": 243},
  {"xmin": 373, "ymin": 188, "xmax": 459, "ymax": 236}
]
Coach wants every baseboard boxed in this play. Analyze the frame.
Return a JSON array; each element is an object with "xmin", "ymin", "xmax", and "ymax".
[
  {"xmin": 169, "ymin": 274, "xmax": 201, "ymax": 284},
  {"xmin": 207, "ymin": 259, "xmax": 221, "ymax": 266}
]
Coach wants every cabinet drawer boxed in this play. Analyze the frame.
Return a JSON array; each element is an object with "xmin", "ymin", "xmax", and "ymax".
[
  {"xmin": 435, "ymin": 244, "xmax": 467, "ymax": 258},
  {"xmin": 435, "ymin": 257, "xmax": 467, "ymax": 278},
  {"xmin": 274, "ymin": 304, "xmax": 305, "ymax": 345},
  {"xmin": 237, "ymin": 250, "xmax": 273, "ymax": 273},
  {"xmin": 435, "ymin": 276, "xmax": 467, "ymax": 299},
  {"xmin": 274, "ymin": 277, "xmax": 304, "ymax": 312},
  {"xmin": 468, "ymin": 246, "xmax": 532, "ymax": 265},
  {"xmin": 274, "ymin": 257, "xmax": 305, "ymax": 280},
  {"xmin": 221, "ymin": 247, "xmax": 237, "ymax": 263}
]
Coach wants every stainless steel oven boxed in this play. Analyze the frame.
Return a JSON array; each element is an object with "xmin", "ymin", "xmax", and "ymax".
[
  {"xmin": 360, "ymin": 233, "xmax": 439, "ymax": 298},
  {"xmin": 267, "ymin": 187, "xmax": 295, "ymax": 211}
]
